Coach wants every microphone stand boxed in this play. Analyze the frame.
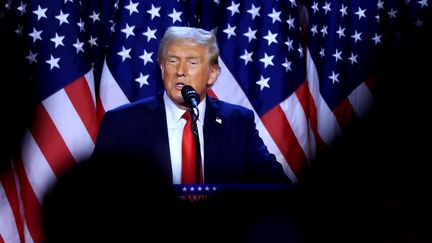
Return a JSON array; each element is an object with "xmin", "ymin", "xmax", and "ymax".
[{"xmin": 189, "ymin": 109, "xmax": 202, "ymax": 184}]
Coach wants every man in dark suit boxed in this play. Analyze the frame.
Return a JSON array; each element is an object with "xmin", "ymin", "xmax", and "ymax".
[{"xmin": 92, "ymin": 26, "xmax": 289, "ymax": 184}]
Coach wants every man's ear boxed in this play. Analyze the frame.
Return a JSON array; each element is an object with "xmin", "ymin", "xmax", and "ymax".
[
  {"xmin": 159, "ymin": 63, "xmax": 164, "ymax": 75},
  {"xmin": 207, "ymin": 65, "xmax": 220, "ymax": 87}
]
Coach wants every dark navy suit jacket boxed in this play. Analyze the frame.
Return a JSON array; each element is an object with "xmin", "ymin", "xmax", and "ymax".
[{"xmin": 92, "ymin": 92, "xmax": 290, "ymax": 184}]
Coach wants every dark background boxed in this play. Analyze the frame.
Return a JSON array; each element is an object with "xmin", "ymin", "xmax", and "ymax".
[
  {"xmin": 0, "ymin": 13, "xmax": 35, "ymax": 170},
  {"xmin": 299, "ymin": 20, "xmax": 432, "ymax": 242}
]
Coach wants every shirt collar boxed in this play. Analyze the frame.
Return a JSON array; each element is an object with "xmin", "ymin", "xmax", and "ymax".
[{"xmin": 163, "ymin": 91, "xmax": 206, "ymax": 126}]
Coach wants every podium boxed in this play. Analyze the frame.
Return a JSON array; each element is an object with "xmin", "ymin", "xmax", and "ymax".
[
  {"xmin": 173, "ymin": 183, "xmax": 293, "ymax": 202},
  {"xmin": 171, "ymin": 183, "xmax": 301, "ymax": 243}
]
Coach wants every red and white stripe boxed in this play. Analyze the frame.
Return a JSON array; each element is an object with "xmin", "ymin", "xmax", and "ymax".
[
  {"xmin": 98, "ymin": 60, "xmax": 130, "ymax": 117},
  {"xmin": 0, "ymin": 70, "xmax": 97, "ymax": 243}
]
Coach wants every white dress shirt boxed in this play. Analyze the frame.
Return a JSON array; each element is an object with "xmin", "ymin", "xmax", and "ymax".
[{"xmin": 163, "ymin": 91, "xmax": 205, "ymax": 184}]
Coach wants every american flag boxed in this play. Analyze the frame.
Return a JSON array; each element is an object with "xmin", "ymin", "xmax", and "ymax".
[
  {"xmin": 405, "ymin": 0, "xmax": 431, "ymax": 30},
  {"xmin": 0, "ymin": 0, "xmax": 98, "ymax": 242},
  {"xmin": 1, "ymin": 0, "xmax": 429, "ymax": 242},
  {"xmin": 304, "ymin": 0, "xmax": 408, "ymax": 161},
  {"xmin": 207, "ymin": 0, "xmax": 307, "ymax": 180}
]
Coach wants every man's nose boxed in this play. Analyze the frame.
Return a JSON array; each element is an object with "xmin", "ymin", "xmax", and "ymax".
[{"xmin": 176, "ymin": 61, "xmax": 188, "ymax": 76}]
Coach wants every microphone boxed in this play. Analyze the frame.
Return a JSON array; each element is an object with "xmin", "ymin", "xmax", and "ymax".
[
  {"xmin": 181, "ymin": 85, "xmax": 202, "ymax": 184},
  {"xmin": 181, "ymin": 85, "xmax": 200, "ymax": 118}
]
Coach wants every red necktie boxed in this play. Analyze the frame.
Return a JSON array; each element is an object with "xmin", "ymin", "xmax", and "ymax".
[
  {"xmin": 181, "ymin": 111, "xmax": 196, "ymax": 184},
  {"xmin": 181, "ymin": 111, "xmax": 202, "ymax": 184}
]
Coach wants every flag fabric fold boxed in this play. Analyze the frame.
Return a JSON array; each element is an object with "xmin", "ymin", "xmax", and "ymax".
[
  {"xmin": 304, "ymin": 0, "xmax": 408, "ymax": 155},
  {"xmin": 1, "ymin": 0, "xmax": 98, "ymax": 242}
]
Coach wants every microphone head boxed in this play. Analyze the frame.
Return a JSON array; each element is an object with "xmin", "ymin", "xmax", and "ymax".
[{"xmin": 181, "ymin": 85, "xmax": 200, "ymax": 107}]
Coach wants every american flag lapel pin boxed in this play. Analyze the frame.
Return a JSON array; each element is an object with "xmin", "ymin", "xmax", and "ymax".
[{"xmin": 215, "ymin": 117, "xmax": 222, "ymax": 124}]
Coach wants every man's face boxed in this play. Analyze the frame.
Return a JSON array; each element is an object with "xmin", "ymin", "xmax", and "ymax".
[{"xmin": 160, "ymin": 39, "xmax": 219, "ymax": 108}]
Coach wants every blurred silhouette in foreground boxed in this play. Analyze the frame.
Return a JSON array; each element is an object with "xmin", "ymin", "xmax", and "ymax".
[{"xmin": 42, "ymin": 154, "xmax": 302, "ymax": 243}]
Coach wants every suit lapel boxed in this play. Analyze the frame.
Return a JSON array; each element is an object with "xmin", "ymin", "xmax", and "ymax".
[
  {"xmin": 143, "ymin": 94, "xmax": 173, "ymax": 183},
  {"xmin": 203, "ymin": 97, "xmax": 224, "ymax": 182}
]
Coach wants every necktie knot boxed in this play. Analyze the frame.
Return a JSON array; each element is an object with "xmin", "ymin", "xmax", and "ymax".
[{"xmin": 182, "ymin": 110, "xmax": 191, "ymax": 122}]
